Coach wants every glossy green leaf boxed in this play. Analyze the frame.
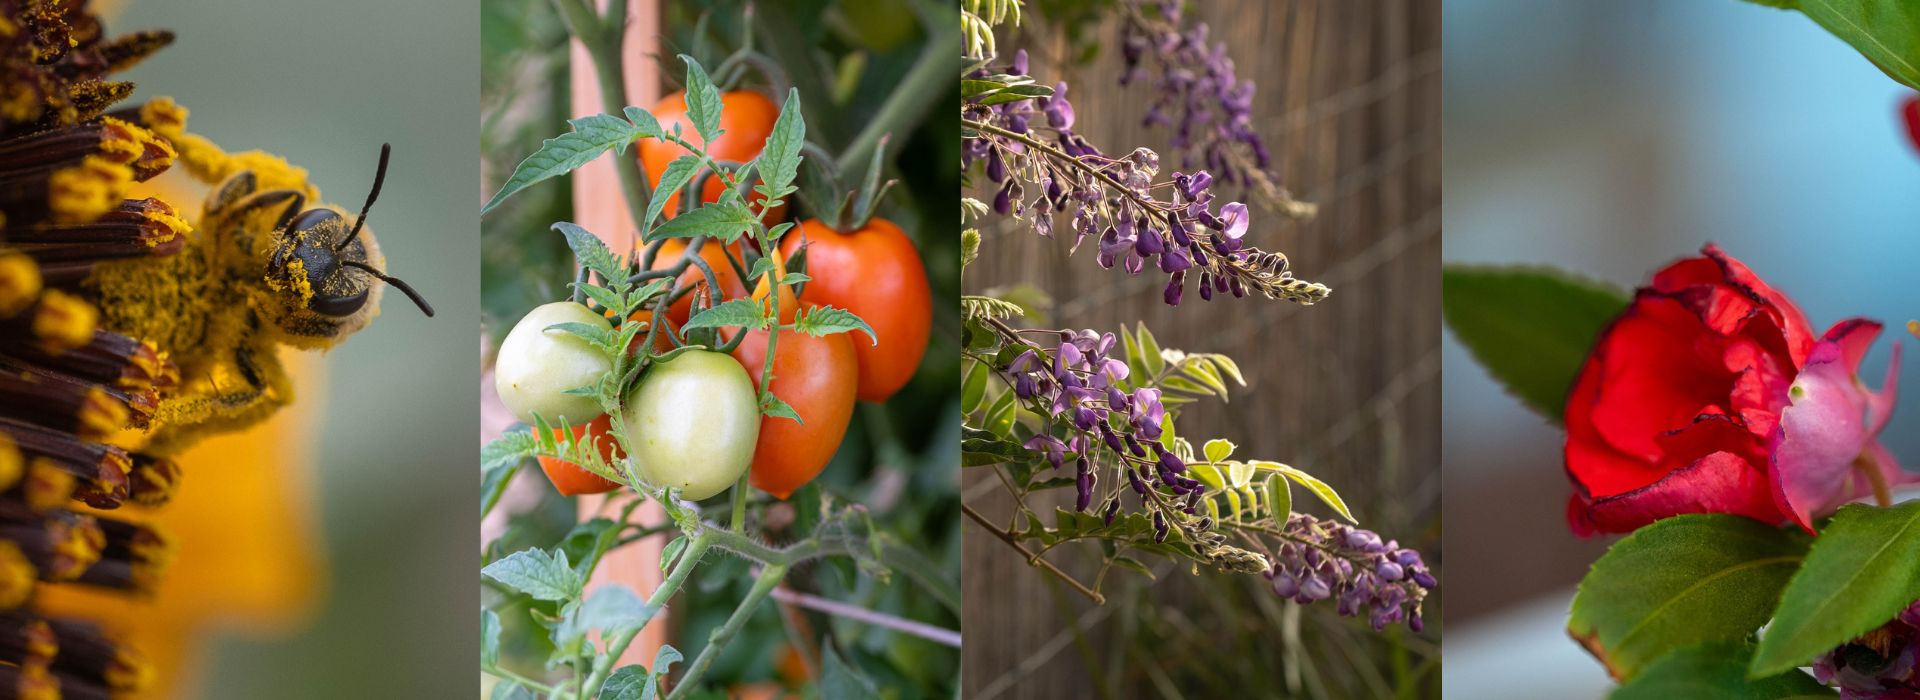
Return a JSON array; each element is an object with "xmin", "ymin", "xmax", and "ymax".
[
  {"xmin": 1136, "ymin": 323, "xmax": 1166, "ymax": 379},
  {"xmin": 480, "ymin": 609, "xmax": 501, "ymax": 668},
  {"xmin": 1203, "ymin": 439, "xmax": 1236, "ymax": 465},
  {"xmin": 983, "ymin": 390, "xmax": 1017, "ymax": 437},
  {"xmin": 1569, "ymin": 515, "xmax": 1807, "ymax": 680},
  {"xmin": 1753, "ymin": 500, "xmax": 1920, "ymax": 677},
  {"xmin": 1441, "ymin": 265, "xmax": 1629, "ymax": 423},
  {"xmin": 1265, "ymin": 474, "xmax": 1292, "ymax": 519},
  {"xmin": 962, "ymin": 360, "xmax": 989, "ymax": 414},
  {"xmin": 1742, "ymin": 0, "xmax": 1920, "ymax": 90},
  {"xmin": 1611, "ymin": 641, "xmax": 1833, "ymax": 699},
  {"xmin": 1252, "ymin": 461, "xmax": 1356, "ymax": 523}
]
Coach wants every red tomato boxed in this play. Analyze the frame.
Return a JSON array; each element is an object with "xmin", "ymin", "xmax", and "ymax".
[
  {"xmin": 637, "ymin": 90, "xmax": 787, "ymax": 223},
  {"xmin": 727, "ymin": 323, "xmax": 858, "ymax": 499},
  {"xmin": 781, "ymin": 218, "xmax": 930, "ymax": 402},
  {"xmin": 646, "ymin": 239, "xmax": 750, "ymax": 326},
  {"xmin": 536, "ymin": 414, "xmax": 622, "ymax": 496}
]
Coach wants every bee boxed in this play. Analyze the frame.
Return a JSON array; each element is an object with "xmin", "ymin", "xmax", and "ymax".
[{"xmin": 79, "ymin": 102, "xmax": 435, "ymax": 455}]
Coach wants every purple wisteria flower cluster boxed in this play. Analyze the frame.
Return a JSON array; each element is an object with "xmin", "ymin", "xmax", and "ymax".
[
  {"xmin": 1118, "ymin": 0, "xmax": 1311, "ymax": 217},
  {"xmin": 1814, "ymin": 598, "xmax": 1920, "ymax": 699},
  {"xmin": 988, "ymin": 323, "xmax": 1431, "ymax": 630},
  {"xmin": 1265, "ymin": 513, "xmax": 1436, "ymax": 632},
  {"xmin": 963, "ymin": 50, "xmax": 1329, "ymax": 307}
]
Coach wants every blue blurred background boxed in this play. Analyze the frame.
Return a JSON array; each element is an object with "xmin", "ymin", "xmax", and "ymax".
[
  {"xmin": 1443, "ymin": 1, "xmax": 1919, "ymax": 697},
  {"xmin": 112, "ymin": 0, "xmax": 478, "ymax": 697}
]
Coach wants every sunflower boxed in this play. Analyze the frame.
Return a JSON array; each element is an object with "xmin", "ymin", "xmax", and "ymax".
[{"xmin": 0, "ymin": 2, "xmax": 360, "ymax": 696}]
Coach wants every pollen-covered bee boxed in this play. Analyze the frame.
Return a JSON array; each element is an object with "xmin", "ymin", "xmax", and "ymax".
[{"xmin": 75, "ymin": 99, "xmax": 435, "ymax": 454}]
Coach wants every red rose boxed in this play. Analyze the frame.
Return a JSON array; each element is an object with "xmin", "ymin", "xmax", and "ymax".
[
  {"xmin": 1564, "ymin": 244, "xmax": 1906, "ymax": 535},
  {"xmin": 1905, "ymin": 94, "xmax": 1919, "ymax": 153}
]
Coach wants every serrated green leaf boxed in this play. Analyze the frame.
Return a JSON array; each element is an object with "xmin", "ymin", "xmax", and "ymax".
[
  {"xmin": 621, "ymin": 106, "xmax": 663, "ymax": 139},
  {"xmin": 1441, "ymin": 265, "xmax": 1629, "ymax": 423},
  {"xmin": 683, "ymin": 298, "xmax": 767, "ymax": 332},
  {"xmin": 820, "ymin": 644, "xmax": 881, "ymax": 700},
  {"xmin": 793, "ymin": 306, "xmax": 877, "ymax": 344},
  {"xmin": 484, "ymin": 115, "xmax": 641, "ymax": 214},
  {"xmin": 962, "ymin": 360, "xmax": 989, "ymax": 414},
  {"xmin": 762, "ymin": 392, "xmax": 803, "ymax": 423},
  {"xmin": 578, "ymin": 584, "xmax": 652, "ymax": 633},
  {"xmin": 481, "ymin": 609, "xmax": 501, "ymax": 668},
  {"xmin": 756, "ymin": 88, "xmax": 805, "ymax": 199},
  {"xmin": 660, "ymin": 536, "xmax": 687, "ymax": 572},
  {"xmin": 601, "ymin": 665, "xmax": 651, "ymax": 700},
  {"xmin": 1568, "ymin": 515, "xmax": 1807, "ymax": 681},
  {"xmin": 481, "ymin": 548, "xmax": 581, "ymax": 601},
  {"xmin": 642, "ymin": 155, "xmax": 702, "ymax": 232},
  {"xmin": 575, "ymin": 283, "xmax": 625, "ymax": 316},
  {"xmin": 481, "ymin": 462, "xmax": 520, "ymax": 518},
  {"xmin": 643, "ymin": 645, "xmax": 682, "ymax": 700},
  {"xmin": 553, "ymin": 221, "xmax": 624, "ymax": 282},
  {"xmin": 1752, "ymin": 500, "xmax": 1920, "ymax": 677},
  {"xmin": 647, "ymin": 201, "xmax": 758, "ymax": 243},
  {"xmin": 546, "ymin": 321, "xmax": 616, "ymax": 351},
  {"xmin": 1611, "ymin": 641, "xmax": 1834, "ymax": 699},
  {"xmin": 678, "ymin": 55, "xmax": 724, "ymax": 143},
  {"xmin": 482, "ymin": 432, "xmax": 538, "ymax": 473}
]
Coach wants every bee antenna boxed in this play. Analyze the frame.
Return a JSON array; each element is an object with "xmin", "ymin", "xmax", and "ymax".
[
  {"xmin": 335, "ymin": 143, "xmax": 391, "ymax": 253},
  {"xmin": 342, "ymin": 259, "xmax": 434, "ymax": 317}
]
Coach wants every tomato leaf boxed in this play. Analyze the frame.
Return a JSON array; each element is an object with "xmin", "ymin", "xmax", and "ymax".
[
  {"xmin": 576, "ymin": 584, "xmax": 652, "ymax": 635},
  {"xmin": 761, "ymin": 392, "xmax": 803, "ymax": 424},
  {"xmin": 1752, "ymin": 500, "xmax": 1920, "ymax": 677},
  {"xmin": 678, "ymin": 55, "xmax": 725, "ymax": 143},
  {"xmin": 600, "ymin": 666, "xmax": 651, "ymax": 700},
  {"xmin": 483, "ymin": 115, "xmax": 641, "ymax": 214},
  {"xmin": 641, "ymin": 155, "xmax": 702, "ymax": 234},
  {"xmin": 480, "ymin": 609, "xmax": 501, "ymax": 669},
  {"xmin": 482, "ymin": 548, "xmax": 582, "ymax": 601},
  {"xmin": 621, "ymin": 106, "xmax": 663, "ymax": 140},
  {"xmin": 1568, "ymin": 514, "xmax": 1807, "ymax": 681},
  {"xmin": 820, "ymin": 644, "xmax": 881, "ymax": 700},
  {"xmin": 552, "ymin": 221, "xmax": 625, "ymax": 283},
  {"xmin": 1611, "ymin": 641, "xmax": 1834, "ymax": 699},
  {"xmin": 684, "ymin": 299, "xmax": 767, "ymax": 333},
  {"xmin": 647, "ymin": 200, "xmax": 758, "ymax": 243},
  {"xmin": 1441, "ymin": 264, "xmax": 1629, "ymax": 423},
  {"xmin": 792, "ymin": 305, "xmax": 878, "ymax": 345},
  {"xmin": 545, "ymin": 321, "xmax": 616, "ymax": 353},
  {"xmin": 482, "ymin": 432, "xmax": 538, "ymax": 473},
  {"xmin": 756, "ymin": 88, "xmax": 805, "ymax": 204}
]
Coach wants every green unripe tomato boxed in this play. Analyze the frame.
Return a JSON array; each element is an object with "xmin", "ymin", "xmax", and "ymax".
[
  {"xmin": 494, "ymin": 301, "xmax": 612, "ymax": 425},
  {"xmin": 624, "ymin": 350, "xmax": 759, "ymax": 500}
]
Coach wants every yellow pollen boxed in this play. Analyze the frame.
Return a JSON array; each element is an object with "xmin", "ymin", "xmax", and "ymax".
[
  {"xmin": 22, "ymin": 459, "xmax": 74, "ymax": 512},
  {"xmin": 0, "ymin": 434, "xmax": 20, "ymax": 492},
  {"xmin": 31, "ymin": 289, "xmax": 97, "ymax": 354},
  {"xmin": 0, "ymin": 253, "xmax": 40, "ymax": 318},
  {"xmin": 48, "ymin": 515, "xmax": 104, "ymax": 580},
  {"xmin": 140, "ymin": 97, "xmax": 188, "ymax": 139},
  {"xmin": 76, "ymin": 387, "xmax": 130, "ymax": 439},
  {"xmin": 17, "ymin": 663, "xmax": 56, "ymax": 700},
  {"xmin": 0, "ymin": 541, "xmax": 32, "ymax": 609},
  {"xmin": 47, "ymin": 155, "xmax": 134, "ymax": 225},
  {"xmin": 108, "ymin": 648, "xmax": 155, "ymax": 691}
]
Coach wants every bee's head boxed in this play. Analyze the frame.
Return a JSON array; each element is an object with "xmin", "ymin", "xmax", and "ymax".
[{"xmin": 262, "ymin": 144, "xmax": 433, "ymax": 345}]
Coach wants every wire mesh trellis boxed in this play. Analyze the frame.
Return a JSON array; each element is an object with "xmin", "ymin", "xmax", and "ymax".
[{"xmin": 963, "ymin": 1, "xmax": 1441, "ymax": 697}]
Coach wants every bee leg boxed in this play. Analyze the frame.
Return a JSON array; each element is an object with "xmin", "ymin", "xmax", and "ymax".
[{"xmin": 146, "ymin": 334, "xmax": 292, "ymax": 456}]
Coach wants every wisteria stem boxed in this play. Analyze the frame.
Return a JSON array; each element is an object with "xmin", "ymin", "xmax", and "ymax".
[{"xmin": 961, "ymin": 502, "xmax": 1105, "ymax": 604}]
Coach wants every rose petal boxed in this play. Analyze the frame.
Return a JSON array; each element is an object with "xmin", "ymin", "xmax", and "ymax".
[
  {"xmin": 1768, "ymin": 320, "xmax": 1902, "ymax": 532},
  {"xmin": 1587, "ymin": 293, "xmax": 1738, "ymax": 461},
  {"xmin": 1572, "ymin": 449, "xmax": 1780, "ymax": 535}
]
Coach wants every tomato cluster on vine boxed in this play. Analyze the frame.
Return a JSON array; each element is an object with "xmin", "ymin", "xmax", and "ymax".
[{"xmin": 496, "ymin": 89, "xmax": 932, "ymax": 502}]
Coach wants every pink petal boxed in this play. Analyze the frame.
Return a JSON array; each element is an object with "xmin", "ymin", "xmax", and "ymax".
[{"xmin": 1767, "ymin": 320, "xmax": 1901, "ymax": 533}]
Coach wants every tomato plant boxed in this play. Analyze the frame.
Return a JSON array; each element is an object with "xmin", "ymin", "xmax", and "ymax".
[
  {"xmin": 481, "ymin": 4, "xmax": 958, "ymax": 697},
  {"xmin": 784, "ymin": 217, "xmax": 931, "ymax": 402},
  {"xmin": 624, "ymin": 349, "xmax": 760, "ymax": 501},
  {"xmin": 494, "ymin": 301, "xmax": 613, "ymax": 425},
  {"xmin": 536, "ymin": 414, "xmax": 622, "ymax": 495},
  {"xmin": 727, "ymin": 323, "xmax": 857, "ymax": 499}
]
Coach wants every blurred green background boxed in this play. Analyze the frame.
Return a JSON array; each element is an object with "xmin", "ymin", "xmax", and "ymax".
[
  {"xmin": 481, "ymin": 0, "xmax": 961, "ymax": 696},
  {"xmin": 115, "ymin": 0, "xmax": 479, "ymax": 696}
]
